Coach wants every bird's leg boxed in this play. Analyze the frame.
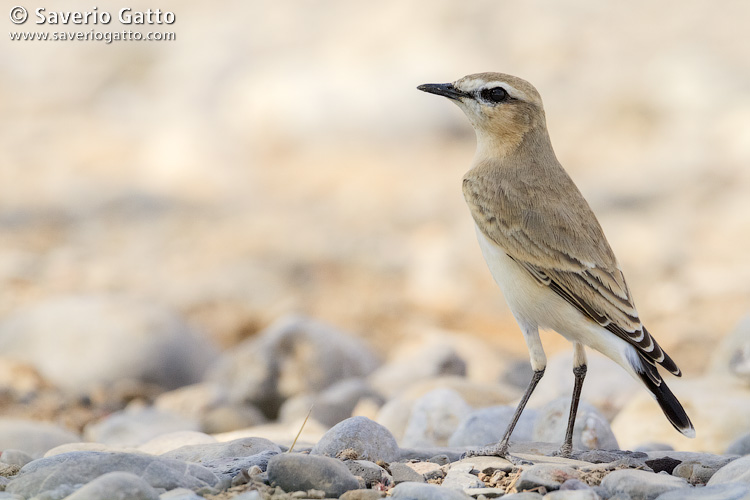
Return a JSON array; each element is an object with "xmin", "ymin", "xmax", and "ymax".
[
  {"xmin": 465, "ymin": 367, "xmax": 545, "ymax": 459},
  {"xmin": 558, "ymin": 342, "xmax": 587, "ymax": 458}
]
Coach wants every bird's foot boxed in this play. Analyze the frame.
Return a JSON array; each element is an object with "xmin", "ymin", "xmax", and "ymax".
[{"xmin": 551, "ymin": 443, "xmax": 573, "ymax": 459}]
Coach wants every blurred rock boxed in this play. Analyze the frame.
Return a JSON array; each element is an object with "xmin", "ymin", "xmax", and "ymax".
[
  {"xmin": 654, "ymin": 483, "xmax": 750, "ymax": 500},
  {"xmin": 212, "ymin": 417, "xmax": 328, "ymax": 448},
  {"xmin": 267, "ymin": 453, "xmax": 359, "ymax": 498},
  {"xmin": 402, "ymin": 388, "xmax": 471, "ymax": 448},
  {"xmin": 533, "ymin": 398, "xmax": 618, "ymax": 451},
  {"xmin": 600, "ymin": 469, "xmax": 687, "ymax": 499},
  {"xmin": 612, "ymin": 376, "xmax": 750, "ymax": 453},
  {"xmin": 344, "ymin": 460, "xmax": 391, "ymax": 488},
  {"xmin": 5, "ymin": 451, "xmax": 221, "ymax": 497},
  {"xmin": 137, "ymin": 431, "xmax": 217, "ymax": 455},
  {"xmin": 0, "ymin": 418, "xmax": 80, "ymax": 457},
  {"xmin": 0, "ymin": 295, "xmax": 218, "ymax": 394},
  {"xmin": 707, "ymin": 454, "xmax": 750, "ymax": 485},
  {"xmin": 441, "ymin": 461, "xmax": 484, "ymax": 490},
  {"xmin": 206, "ymin": 314, "xmax": 379, "ymax": 418},
  {"xmin": 726, "ymin": 433, "xmax": 750, "ymax": 456},
  {"xmin": 530, "ymin": 350, "xmax": 639, "ymax": 420},
  {"xmin": 544, "ymin": 490, "xmax": 601, "ymax": 500},
  {"xmin": 0, "ymin": 450, "xmax": 33, "ymax": 468},
  {"xmin": 160, "ymin": 489, "xmax": 205, "ymax": 500},
  {"xmin": 63, "ymin": 471, "xmax": 160, "ymax": 500},
  {"xmin": 200, "ymin": 450, "xmax": 278, "ymax": 482},
  {"xmin": 709, "ymin": 315, "xmax": 750, "ymax": 383},
  {"xmin": 45, "ymin": 442, "xmax": 135, "ymax": 457},
  {"xmin": 154, "ymin": 382, "xmax": 266, "ymax": 434},
  {"xmin": 376, "ymin": 376, "xmax": 519, "ymax": 442},
  {"xmin": 279, "ymin": 378, "xmax": 384, "ymax": 427},
  {"xmin": 0, "ymin": 358, "xmax": 51, "ymax": 398},
  {"xmin": 449, "ymin": 405, "xmax": 538, "ymax": 447},
  {"xmin": 312, "ymin": 416, "xmax": 399, "ymax": 462},
  {"xmin": 84, "ymin": 406, "xmax": 200, "ymax": 447}
]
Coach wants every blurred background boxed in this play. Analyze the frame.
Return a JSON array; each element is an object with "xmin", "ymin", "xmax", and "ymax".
[{"xmin": 1, "ymin": 0, "xmax": 750, "ymax": 452}]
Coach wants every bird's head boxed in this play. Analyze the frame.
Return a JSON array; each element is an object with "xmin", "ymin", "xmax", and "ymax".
[{"xmin": 418, "ymin": 72, "xmax": 547, "ymax": 156}]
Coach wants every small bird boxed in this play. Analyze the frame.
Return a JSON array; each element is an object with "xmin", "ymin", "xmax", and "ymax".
[{"xmin": 418, "ymin": 73, "xmax": 694, "ymax": 458}]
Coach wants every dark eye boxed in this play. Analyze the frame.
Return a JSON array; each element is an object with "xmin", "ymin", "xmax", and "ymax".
[{"xmin": 481, "ymin": 87, "xmax": 509, "ymax": 103}]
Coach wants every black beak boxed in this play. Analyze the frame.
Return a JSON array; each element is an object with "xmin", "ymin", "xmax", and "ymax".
[{"xmin": 417, "ymin": 83, "xmax": 469, "ymax": 101}]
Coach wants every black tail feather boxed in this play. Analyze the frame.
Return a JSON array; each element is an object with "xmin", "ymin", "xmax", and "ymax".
[{"xmin": 637, "ymin": 354, "xmax": 695, "ymax": 437}]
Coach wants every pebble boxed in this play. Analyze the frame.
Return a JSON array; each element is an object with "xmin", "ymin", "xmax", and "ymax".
[
  {"xmin": 161, "ymin": 436, "xmax": 281, "ymax": 462},
  {"xmin": 0, "ymin": 418, "xmax": 81, "ymax": 457},
  {"xmin": 402, "ymin": 388, "xmax": 472, "ymax": 447},
  {"xmin": 516, "ymin": 464, "xmax": 581, "ymax": 492},
  {"xmin": 405, "ymin": 460, "xmax": 446, "ymax": 481},
  {"xmin": 344, "ymin": 460, "xmax": 391, "ymax": 487},
  {"xmin": 311, "ymin": 416, "xmax": 399, "ymax": 462},
  {"xmin": 600, "ymin": 469, "xmax": 688, "ymax": 499},
  {"xmin": 5, "ymin": 451, "xmax": 222, "ymax": 498},
  {"xmin": 0, "ymin": 294, "xmax": 217, "ymax": 393},
  {"xmin": 654, "ymin": 482, "xmax": 750, "ymax": 499},
  {"xmin": 339, "ymin": 490, "xmax": 386, "ymax": 500},
  {"xmin": 266, "ymin": 453, "xmax": 360, "ymax": 498},
  {"xmin": 502, "ymin": 493, "xmax": 544, "ymax": 500},
  {"xmin": 200, "ymin": 450, "xmax": 278, "ymax": 480},
  {"xmin": 441, "ymin": 461, "xmax": 484, "ymax": 490},
  {"xmin": 84, "ymin": 406, "xmax": 200, "ymax": 447},
  {"xmin": 159, "ymin": 488, "xmax": 205, "ymax": 500},
  {"xmin": 543, "ymin": 490, "xmax": 601, "ymax": 499},
  {"xmin": 533, "ymin": 398, "xmax": 619, "ymax": 451},
  {"xmin": 390, "ymin": 481, "xmax": 473, "ymax": 499},
  {"xmin": 63, "ymin": 471, "xmax": 160, "ymax": 500},
  {"xmin": 672, "ymin": 461, "xmax": 724, "ymax": 484},
  {"xmin": 707, "ymin": 454, "xmax": 750, "ymax": 485},
  {"xmin": 389, "ymin": 462, "xmax": 426, "ymax": 484},
  {"xmin": 449, "ymin": 405, "xmax": 538, "ymax": 447}
]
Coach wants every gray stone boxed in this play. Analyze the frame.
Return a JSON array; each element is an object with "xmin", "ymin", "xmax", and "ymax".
[
  {"xmin": 708, "ymin": 455, "xmax": 750, "ymax": 485},
  {"xmin": 339, "ymin": 490, "xmax": 385, "ymax": 500},
  {"xmin": 402, "ymin": 388, "xmax": 472, "ymax": 448},
  {"xmin": 465, "ymin": 487, "xmax": 506, "ymax": 498},
  {"xmin": 654, "ymin": 483, "xmax": 750, "ymax": 499},
  {"xmin": 279, "ymin": 378, "xmax": 384, "ymax": 427},
  {"xmin": 601, "ymin": 469, "xmax": 688, "ymax": 499},
  {"xmin": 727, "ymin": 433, "xmax": 750, "ymax": 456},
  {"xmin": 501, "ymin": 493, "xmax": 544, "ymax": 500},
  {"xmin": 634, "ymin": 443, "xmax": 674, "ymax": 453},
  {"xmin": 389, "ymin": 462, "xmax": 425, "ymax": 484},
  {"xmin": 560, "ymin": 479, "xmax": 594, "ymax": 490},
  {"xmin": 5, "ymin": 451, "xmax": 221, "ymax": 497},
  {"xmin": 533, "ymin": 398, "xmax": 618, "ymax": 451},
  {"xmin": 516, "ymin": 464, "xmax": 581, "ymax": 492},
  {"xmin": 159, "ymin": 489, "xmax": 205, "ymax": 500},
  {"xmin": 404, "ymin": 460, "xmax": 445, "ymax": 481},
  {"xmin": 0, "ymin": 418, "xmax": 80, "ymax": 457},
  {"xmin": 0, "ymin": 449, "xmax": 33, "ymax": 467},
  {"xmin": 390, "ymin": 481, "xmax": 473, "ymax": 499},
  {"xmin": 311, "ymin": 416, "xmax": 399, "ymax": 462},
  {"xmin": 206, "ymin": 314, "xmax": 380, "ymax": 417},
  {"xmin": 201, "ymin": 450, "xmax": 279, "ymax": 480},
  {"xmin": 449, "ymin": 405, "xmax": 538, "ymax": 447},
  {"xmin": 544, "ymin": 490, "xmax": 601, "ymax": 500},
  {"xmin": 161, "ymin": 436, "xmax": 281, "ymax": 462},
  {"xmin": 0, "ymin": 294, "xmax": 217, "ymax": 393},
  {"xmin": 137, "ymin": 431, "xmax": 217, "ymax": 455},
  {"xmin": 673, "ymin": 461, "xmax": 727, "ymax": 484},
  {"xmin": 63, "ymin": 472, "xmax": 160, "ymax": 500},
  {"xmin": 647, "ymin": 452, "xmax": 733, "ymax": 472},
  {"xmin": 266, "ymin": 453, "xmax": 359, "ymax": 497},
  {"xmin": 232, "ymin": 492, "xmax": 263, "ymax": 500},
  {"xmin": 84, "ymin": 407, "xmax": 200, "ymax": 447},
  {"xmin": 399, "ymin": 447, "xmax": 466, "ymax": 462},
  {"xmin": 345, "ymin": 460, "xmax": 390, "ymax": 488}
]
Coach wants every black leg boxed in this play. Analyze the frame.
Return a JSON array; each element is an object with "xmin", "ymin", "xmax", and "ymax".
[
  {"xmin": 559, "ymin": 363, "xmax": 587, "ymax": 458},
  {"xmin": 466, "ymin": 367, "xmax": 545, "ymax": 458}
]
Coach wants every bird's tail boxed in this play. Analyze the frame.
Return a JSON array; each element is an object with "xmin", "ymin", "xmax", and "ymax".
[{"xmin": 636, "ymin": 353, "xmax": 695, "ymax": 438}]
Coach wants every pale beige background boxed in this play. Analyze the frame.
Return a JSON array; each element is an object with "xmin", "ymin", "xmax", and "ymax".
[{"xmin": 3, "ymin": 0, "xmax": 749, "ymax": 372}]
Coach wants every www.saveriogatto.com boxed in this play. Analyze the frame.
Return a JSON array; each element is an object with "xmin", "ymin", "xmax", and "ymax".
[{"xmin": 9, "ymin": 6, "xmax": 177, "ymax": 43}]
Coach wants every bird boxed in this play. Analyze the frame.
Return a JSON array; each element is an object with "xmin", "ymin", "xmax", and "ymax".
[{"xmin": 417, "ymin": 73, "xmax": 694, "ymax": 458}]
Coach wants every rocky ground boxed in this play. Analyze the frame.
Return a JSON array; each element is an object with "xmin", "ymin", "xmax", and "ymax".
[{"xmin": 2, "ymin": 313, "xmax": 750, "ymax": 499}]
